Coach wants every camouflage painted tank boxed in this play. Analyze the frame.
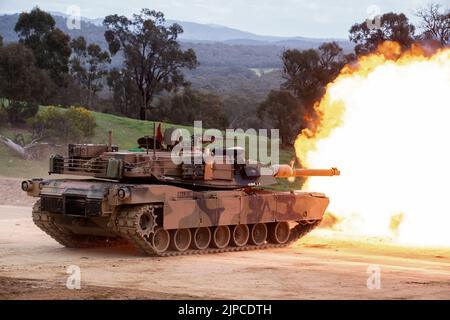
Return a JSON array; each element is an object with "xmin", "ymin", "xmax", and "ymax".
[{"xmin": 22, "ymin": 129, "xmax": 339, "ymax": 256}]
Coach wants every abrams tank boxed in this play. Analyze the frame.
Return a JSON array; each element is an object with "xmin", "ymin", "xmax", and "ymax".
[{"xmin": 22, "ymin": 129, "xmax": 339, "ymax": 256}]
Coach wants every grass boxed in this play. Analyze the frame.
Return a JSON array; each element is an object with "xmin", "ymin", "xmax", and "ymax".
[
  {"xmin": 0, "ymin": 106, "xmax": 297, "ymax": 186},
  {"xmin": 90, "ymin": 110, "xmax": 193, "ymax": 149}
]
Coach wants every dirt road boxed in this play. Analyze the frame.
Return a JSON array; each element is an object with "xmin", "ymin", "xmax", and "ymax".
[{"xmin": 1, "ymin": 204, "xmax": 449, "ymax": 300}]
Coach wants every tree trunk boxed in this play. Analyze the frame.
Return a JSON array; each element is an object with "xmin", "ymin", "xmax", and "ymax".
[
  {"xmin": 0, "ymin": 134, "xmax": 27, "ymax": 159},
  {"xmin": 140, "ymin": 93, "xmax": 147, "ymax": 120},
  {"xmin": 0, "ymin": 134, "xmax": 42, "ymax": 160},
  {"xmin": 139, "ymin": 104, "xmax": 146, "ymax": 120}
]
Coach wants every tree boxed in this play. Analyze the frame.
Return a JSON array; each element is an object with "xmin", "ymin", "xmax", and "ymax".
[
  {"xmin": 222, "ymin": 94, "xmax": 261, "ymax": 129},
  {"xmin": 70, "ymin": 36, "xmax": 111, "ymax": 107},
  {"xmin": 349, "ymin": 12, "xmax": 416, "ymax": 55},
  {"xmin": 258, "ymin": 90, "xmax": 304, "ymax": 146},
  {"xmin": 282, "ymin": 42, "xmax": 347, "ymax": 111},
  {"xmin": 0, "ymin": 43, "xmax": 51, "ymax": 123},
  {"xmin": 0, "ymin": 35, "xmax": 3, "ymax": 48},
  {"xmin": 104, "ymin": 9, "xmax": 198, "ymax": 120},
  {"xmin": 416, "ymin": 3, "xmax": 450, "ymax": 46},
  {"xmin": 154, "ymin": 89, "xmax": 228, "ymax": 129},
  {"xmin": 262, "ymin": 42, "xmax": 348, "ymax": 146},
  {"xmin": 282, "ymin": 48, "xmax": 320, "ymax": 106},
  {"xmin": 106, "ymin": 68, "xmax": 141, "ymax": 117},
  {"xmin": 15, "ymin": 7, "xmax": 71, "ymax": 84}
]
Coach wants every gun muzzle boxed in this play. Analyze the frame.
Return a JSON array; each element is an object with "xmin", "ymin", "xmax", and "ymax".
[{"xmin": 272, "ymin": 165, "xmax": 340, "ymax": 178}]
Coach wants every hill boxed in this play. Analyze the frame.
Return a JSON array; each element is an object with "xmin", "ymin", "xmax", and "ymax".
[
  {"xmin": 0, "ymin": 12, "xmax": 353, "ymax": 53},
  {"xmin": 46, "ymin": 11, "xmax": 351, "ymax": 47}
]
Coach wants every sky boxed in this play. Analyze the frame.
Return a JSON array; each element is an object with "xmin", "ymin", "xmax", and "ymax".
[{"xmin": 0, "ymin": 0, "xmax": 448, "ymax": 38}]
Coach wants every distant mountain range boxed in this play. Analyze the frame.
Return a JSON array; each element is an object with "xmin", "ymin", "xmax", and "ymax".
[{"xmin": 1, "ymin": 11, "xmax": 352, "ymax": 49}]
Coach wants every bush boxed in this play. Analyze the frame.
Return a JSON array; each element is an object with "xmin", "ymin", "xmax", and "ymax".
[
  {"xmin": 32, "ymin": 106, "xmax": 97, "ymax": 143},
  {"xmin": 65, "ymin": 107, "xmax": 96, "ymax": 138},
  {"xmin": 5, "ymin": 100, "xmax": 39, "ymax": 124}
]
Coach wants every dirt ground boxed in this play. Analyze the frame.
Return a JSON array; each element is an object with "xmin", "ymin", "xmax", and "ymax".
[
  {"xmin": 1, "ymin": 178, "xmax": 449, "ymax": 300},
  {"xmin": 0, "ymin": 177, "xmax": 36, "ymax": 207}
]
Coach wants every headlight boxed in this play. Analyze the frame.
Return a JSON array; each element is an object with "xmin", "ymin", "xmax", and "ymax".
[
  {"xmin": 21, "ymin": 180, "xmax": 33, "ymax": 192},
  {"xmin": 117, "ymin": 187, "xmax": 130, "ymax": 200}
]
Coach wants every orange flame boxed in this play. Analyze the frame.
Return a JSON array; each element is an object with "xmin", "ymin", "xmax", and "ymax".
[{"xmin": 295, "ymin": 41, "xmax": 450, "ymax": 246}]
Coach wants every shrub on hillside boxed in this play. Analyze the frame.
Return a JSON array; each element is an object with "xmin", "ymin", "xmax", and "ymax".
[
  {"xmin": 5, "ymin": 101, "xmax": 39, "ymax": 125},
  {"xmin": 32, "ymin": 106, "xmax": 96, "ymax": 143},
  {"xmin": 65, "ymin": 107, "xmax": 97, "ymax": 138}
]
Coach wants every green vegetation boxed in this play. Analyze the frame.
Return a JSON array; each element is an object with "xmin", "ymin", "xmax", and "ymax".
[
  {"xmin": 90, "ymin": 109, "xmax": 192, "ymax": 148},
  {"xmin": 31, "ymin": 106, "xmax": 96, "ymax": 142},
  {"xmin": 349, "ymin": 12, "xmax": 415, "ymax": 55}
]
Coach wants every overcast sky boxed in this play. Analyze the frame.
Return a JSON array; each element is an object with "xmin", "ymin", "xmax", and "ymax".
[{"xmin": 1, "ymin": 0, "xmax": 448, "ymax": 38}]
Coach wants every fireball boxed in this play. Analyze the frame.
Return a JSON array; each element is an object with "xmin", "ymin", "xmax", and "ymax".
[{"xmin": 295, "ymin": 41, "xmax": 450, "ymax": 246}]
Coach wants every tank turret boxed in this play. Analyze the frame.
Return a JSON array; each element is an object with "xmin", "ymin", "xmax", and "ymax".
[{"xmin": 47, "ymin": 131, "xmax": 339, "ymax": 190}]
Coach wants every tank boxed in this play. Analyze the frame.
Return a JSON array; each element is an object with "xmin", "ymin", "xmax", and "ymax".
[{"xmin": 21, "ymin": 129, "xmax": 340, "ymax": 256}]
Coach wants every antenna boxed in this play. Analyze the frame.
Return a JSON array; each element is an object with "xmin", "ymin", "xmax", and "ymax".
[
  {"xmin": 153, "ymin": 122, "xmax": 157, "ymax": 159},
  {"xmin": 108, "ymin": 130, "xmax": 112, "ymax": 152}
]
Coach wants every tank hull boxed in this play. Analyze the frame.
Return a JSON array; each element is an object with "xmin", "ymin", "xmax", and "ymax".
[{"xmin": 28, "ymin": 178, "xmax": 328, "ymax": 256}]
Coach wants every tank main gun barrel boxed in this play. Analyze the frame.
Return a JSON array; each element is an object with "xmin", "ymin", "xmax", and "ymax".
[
  {"xmin": 272, "ymin": 165, "xmax": 340, "ymax": 178},
  {"xmin": 293, "ymin": 168, "xmax": 340, "ymax": 176}
]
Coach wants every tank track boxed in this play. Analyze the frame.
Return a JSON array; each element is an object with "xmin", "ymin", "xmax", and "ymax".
[
  {"xmin": 32, "ymin": 200, "xmax": 128, "ymax": 248},
  {"xmin": 113, "ymin": 204, "xmax": 321, "ymax": 257}
]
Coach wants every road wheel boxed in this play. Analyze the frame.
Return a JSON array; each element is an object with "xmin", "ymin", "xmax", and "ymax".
[
  {"xmin": 249, "ymin": 223, "xmax": 267, "ymax": 246},
  {"xmin": 170, "ymin": 229, "xmax": 191, "ymax": 252},
  {"xmin": 268, "ymin": 222, "xmax": 290, "ymax": 244},
  {"xmin": 231, "ymin": 224, "xmax": 249, "ymax": 247},
  {"xmin": 192, "ymin": 227, "xmax": 211, "ymax": 250},
  {"xmin": 151, "ymin": 227, "xmax": 170, "ymax": 253},
  {"xmin": 211, "ymin": 226, "xmax": 230, "ymax": 249}
]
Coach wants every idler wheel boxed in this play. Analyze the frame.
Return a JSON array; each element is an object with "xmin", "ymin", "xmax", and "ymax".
[
  {"xmin": 170, "ymin": 228, "xmax": 191, "ymax": 252},
  {"xmin": 249, "ymin": 223, "xmax": 267, "ymax": 246},
  {"xmin": 268, "ymin": 222, "xmax": 290, "ymax": 244},
  {"xmin": 136, "ymin": 207, "xmax": 157, "ymax": 237},
  {"xmin": 211, "ymin": 226, "xmax": 231, "ymax": 249},
  {"xmin": 231, "ymin": 224, "xmax": 249, "ymax": 247},
  {"xmin": 151, "ymin": 228, "xmax": 170, "ymax": 253},
  {"xmin": 192, "ymin": 227, "xmax": 211, "ymax": 250}
]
